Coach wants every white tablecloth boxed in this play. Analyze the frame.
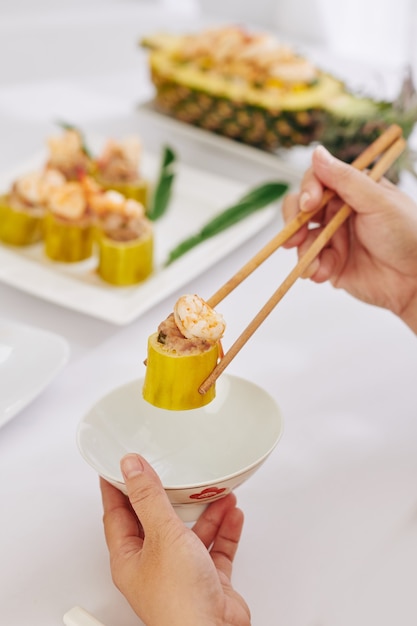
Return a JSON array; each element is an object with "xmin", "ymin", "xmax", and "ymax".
[{"xmin": 1, "ymin": 3, "xmax": 417, "ymax": 626}]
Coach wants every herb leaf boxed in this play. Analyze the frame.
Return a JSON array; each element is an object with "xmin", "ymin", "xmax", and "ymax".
[
  {"xmin": 164, "ymin": 180, "xmax": 288, "ymax": 266},
  {"xmin": 55, "ymin": 120, "xmax": 93, "ymax": 159},
  {"xmin": 147, "ymin": 145, "xmax": 177, "ymax": 221}
]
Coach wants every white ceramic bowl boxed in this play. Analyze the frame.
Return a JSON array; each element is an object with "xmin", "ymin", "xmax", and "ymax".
[{"xmin": 77, "ymin": 374, "xmax": 283, "ymax": 522}]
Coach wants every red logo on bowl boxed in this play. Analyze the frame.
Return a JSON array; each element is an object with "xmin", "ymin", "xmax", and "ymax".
[{"xmin": 189, "ymin": 487, "xmax": 226, "ymax": 500}]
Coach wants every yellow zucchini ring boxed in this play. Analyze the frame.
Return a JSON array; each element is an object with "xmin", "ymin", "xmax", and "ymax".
[
  {"xmin": 0, "ymin": 195, "xmax": 44, "ymax": 246},
  {"xmin": 43, "ymin": 179, "xmax": 94, "ymax": 262},
  {"xmin": 0, "ymin": 168, "xmax": 65, "ymax": 246},
  {"xmin": 143, "ymin": 295, "xmax": 226, "ymax": 411},
  {"xmin": 97, "ymin": 224, "xmax": 153, "ymax": 286},
  {"xmin": 142, "ymin": 332, "xmax": 219, "ymax": 411},
  {"xmin": 44, "ymin": 212, "xmax": 93, "ymax": 262}
]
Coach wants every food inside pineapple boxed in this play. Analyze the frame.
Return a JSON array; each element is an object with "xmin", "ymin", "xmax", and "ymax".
[
  {"xmin": 141, "ymin": 26, "xmax": 417, "ymax": 178},
  {"xmin": 142, "ymin": 27, "xmax": 338, "ymax": 150}
]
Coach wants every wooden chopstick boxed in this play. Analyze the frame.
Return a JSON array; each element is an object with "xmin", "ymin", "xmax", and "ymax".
[
  {"xmin": 199, "ymin": 133, "xmax": 406, "ymax": 395},
  {"xmin": 206, "ymin": 123, "xmax": 403, "ymax": 309}
]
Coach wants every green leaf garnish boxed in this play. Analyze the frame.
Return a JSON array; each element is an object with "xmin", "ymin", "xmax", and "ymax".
[
  {"xmin": 164, "ymin": 180, "xmax": 288, "ymax": 266},
  {"xmin": 147, "ymin": 145, "xmax": 177, "ymax": 221},
  {"xmin": 55, "ymin": 120, "xmax": 93, "ymax": 159}
]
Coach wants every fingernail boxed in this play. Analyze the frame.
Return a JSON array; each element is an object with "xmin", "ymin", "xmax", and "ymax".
[
  {"xmin": 121, "ymin": 454, "xmax": 144, "ymax": 479},
  {"xmin": 315, "ymin": 145, "xmax": 333, "ymax": 164},
  {"xmin": 299, "ymin": 191, "xmax": 311, "ymax": 211}
]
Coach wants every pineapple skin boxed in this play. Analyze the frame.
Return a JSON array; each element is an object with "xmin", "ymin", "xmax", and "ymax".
[{"xmin": 150, "ymin": 67, "xmax": 330, "ymax": 151}]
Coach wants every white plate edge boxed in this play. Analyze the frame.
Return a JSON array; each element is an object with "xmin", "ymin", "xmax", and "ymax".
[{"xmin": 0, "ymin": 319, "xmax": 70, "ymax": 427}]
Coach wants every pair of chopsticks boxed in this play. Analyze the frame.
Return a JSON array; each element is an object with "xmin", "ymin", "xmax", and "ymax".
[{"xmin": 199, "ymin": 124, "xmax": 406, "ymax": 395}]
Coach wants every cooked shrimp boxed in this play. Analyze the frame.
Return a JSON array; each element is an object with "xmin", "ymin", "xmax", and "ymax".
[
  {"xmin": 173, "ymin": 294, "xmax": 225, "ymax": 343},
  {"xmin": 89, "ymin": 189, "xmax": 145, "ymax": 219},
  {"xmin": 47, "ymin": 129, "xmax": 89, "ymax": 177},
  {"xmin": 40, "ymin": 169, "xmax": 67, "ymax": 197},
  {"xmin": 47, "ymin": 181, "xmax": 87, "ymax": 220},
  {"xmin": 14, "ymin": 169, "xmax": 65, "ymax": 205}
]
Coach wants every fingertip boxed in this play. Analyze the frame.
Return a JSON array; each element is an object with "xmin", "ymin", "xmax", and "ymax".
[
  {"xmin": 312, "ymin": 145, "xmax": 374, "ymax": 209},
  {"xmin": 219, "ymin": 494, "xmax": 244, "ymax": 532},
  {"xmin": 206, "ymin": 492, "xmax": 237, "ymax": 515},
  {"xmin": 311, "ymin": 145, "xmax": 339, "ymax": 188},
  {"xmin": 313, "ymin": 145, "xmax": 334, "ymax": 167},
  {"xmin": 299, "ymin": 172, "xmax": 326, "ymax": 212},
  {"xmin": 221, "ymin": 504, "xmax": 245, "ymax": 542},
  {"xmin": 299, "ymin": 191, "xmax": 311, "ymax": 211},
  {"xmin": 231, "ymin": 504, "xmax": 244, "ymax": 529},
  {"xmin": 121, "ymin": 453, "xmax": 145, "ymax": 481},
  {"xmin": 224, "ymin": 491, "xmax": 237, "ymax": 508}
]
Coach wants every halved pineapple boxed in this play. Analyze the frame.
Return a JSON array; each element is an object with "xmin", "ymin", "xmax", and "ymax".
[{"xmin": 141, "ymin": 27, "xmax": 417, "ymax": 178}]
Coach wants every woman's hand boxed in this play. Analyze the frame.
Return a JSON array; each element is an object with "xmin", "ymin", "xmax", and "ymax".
[
  {"xmin": 100, "ymin": 453, "xmax": 251, "ymax": 626},
  {"xmin": 282, "ymin": 145, "xmax": 417, "ymax": 332}
]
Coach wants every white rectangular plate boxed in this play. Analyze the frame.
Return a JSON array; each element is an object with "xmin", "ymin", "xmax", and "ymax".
[{"xmin": 0, "ymin": 147, "xmax": 287, "ymax": 325}]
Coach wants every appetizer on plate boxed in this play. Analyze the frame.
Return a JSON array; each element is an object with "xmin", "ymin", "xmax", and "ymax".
[
  {"xmin": 91, "ymin": 189, "xmax": 153, "ymax": 285},
  {"xmin": 44, "ymin": 177, "xmax": 95, "ymax": 262},
  {"xmin": 0, "ymin": 168, "xmax": 65, "ymax": 246},
  {"xmin": 46, "ymin": 127, "xmax": 91, "ymax": 180},
  {"xmin": 93, "ymin": 136, "xmax": 149, "ymax": 206},
  {"xmin": 142, "ymin": 294, "xmax": 225, "ymax": 410}
]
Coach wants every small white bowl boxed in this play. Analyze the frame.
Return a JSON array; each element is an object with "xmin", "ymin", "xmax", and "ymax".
[{"xmin": 77, "ymin": 374, "xmax": 283, "ymax": 522}]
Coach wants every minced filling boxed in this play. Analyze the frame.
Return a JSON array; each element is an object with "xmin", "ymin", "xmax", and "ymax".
[
  {"xmin": 101, "ymin": 214, "xmax": 150, "ymax": 242},
  {"xmin": 96, "ymin": 137, "xmax": 141, "ymax": 183},
  {"xmin": 157, "ymin": 313, "xmax": 213, "ymax": 354}
]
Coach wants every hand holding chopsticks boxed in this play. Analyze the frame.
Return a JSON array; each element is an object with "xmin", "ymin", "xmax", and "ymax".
[
  {"xmin": 206, "ymin": 124, "xmax": 403, "ymax": 309},
  {"xmin": 199, "ymin": 125, "xmax": 407, "ymax": 395}
]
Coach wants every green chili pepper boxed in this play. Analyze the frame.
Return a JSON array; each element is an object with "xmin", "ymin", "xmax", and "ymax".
[
  {"xmin": 147, "ymin": 145, "xmax": 177, "ymax": 221},
  {"xmin": 164, "ymin": 181, "xmax": 288, "ymax": 266}
]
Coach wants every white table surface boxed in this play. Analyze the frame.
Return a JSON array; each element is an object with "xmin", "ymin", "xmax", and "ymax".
[{"xmin": 1, "ymin": 3, "xmax": 417, "ymax": 626}]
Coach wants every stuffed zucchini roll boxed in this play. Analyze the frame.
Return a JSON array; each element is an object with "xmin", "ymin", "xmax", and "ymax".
[
  {"xmin": 93, "ymin": 136, "xmax": 148, "ymax": 206},
  {"xmin": 91, "ymin": 190, "xmax": 153, "ymax": 286},
  {"xmin": 0, "ymin": 169, "xmax": 65, "ymax": 246},
  {"xmin": 142, "ymin": 294, "xmax": 225, "ymax": 410},
  {"xmin": 44, "ymin": 178, "xmax": 94, "ymax": 262},
  {"xmin": 46, "ymin": 128, "xmax": 91, "ymax": 180}
]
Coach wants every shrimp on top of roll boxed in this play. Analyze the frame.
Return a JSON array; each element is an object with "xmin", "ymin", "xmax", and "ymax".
[{"xmin": 142, "ymin": 294, "xmax": 225, "ymax": 410}]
